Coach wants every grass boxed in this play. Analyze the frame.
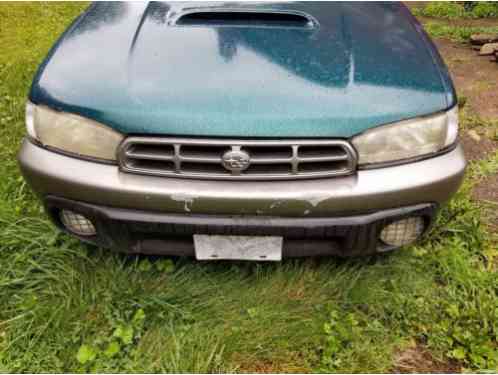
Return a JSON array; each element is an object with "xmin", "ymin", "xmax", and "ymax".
[
  {"xmin": 412, "ymin": 2, "xmax": 498, "ymax": 19},
  {"xmin": 1, "ymin": 2, "xmax": 498, "ymax": 373},
  {"xmin": 412, "ymin": 2, "xmax": 498, "ymax": 43},
  {"xmin": 423, "ymin": 22, "xmax": 498, "ymax": 43}
]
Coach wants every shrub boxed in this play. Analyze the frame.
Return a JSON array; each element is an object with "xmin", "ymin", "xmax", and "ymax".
[
  {"xmin": 472, "ymin": 2, "xmax": 498, "ymax": 18},
  {"xmin": 413, "ymin": 2, "xmax": 466, "ymax": 19},
  {"xmin": 413, "ymin": 1, "xmax": 498, "ymax": 19}
]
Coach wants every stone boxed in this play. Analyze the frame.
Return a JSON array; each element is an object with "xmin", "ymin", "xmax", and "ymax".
[
  {"xmin": 479, "ymin": 43, "xmax": 498, "ymax": 56},
  {"xmin": 467, "ymin": 130, "xmax": 481, "ymax": 142},
  {"xmin": 470, "ymin": 33, "xmax": 498, "ymax": 45}
]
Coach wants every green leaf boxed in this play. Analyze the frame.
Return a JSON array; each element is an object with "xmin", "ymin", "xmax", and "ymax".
[
  {"xmin": 247, "ymin": 308, "xmax": 258, "ymax": 318},
  {"xmin": 451, "ymin": 347, "xmax": 467, "ymax": 360},
  {"xmin": 76, "ymin": 344, "xmax": 97, "ymax": 364},
  {"xmin": 138, "ymin": 259, "xmax": 152, "ymax": 272},
  {"xmin": 104, "ymin": 341, "xmax": 121, "ymax": 358},
  {"xmin": 155, "ymin": 259, "xmax": 175, "ymax": 273},
  {"xmin": 113, "ymin": 325, "xmax": 134, "ymax": 345},
  {"xmin": 133, "ymin": 308, "xmax": 146, "ymax": 324},
  {"xmin": 446, "ymin": 304, "xmax": 460, "ymax": 319}
]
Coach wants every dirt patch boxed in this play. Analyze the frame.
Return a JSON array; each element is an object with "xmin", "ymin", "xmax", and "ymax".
[
  {"xmin": 472, "ymin": 173, "xmax": 498, "ymax": 229},
  {"xmin": 434, "ymin": 38, "xmax": 498, "ymax": 120},
  {"xmin": 464, "ymin": 125, "xmax": 498, "ymax": 228},
  {"xmin": 234, "ymin": 357, "xmax": 311, "ymax": 374},
  {"xmin": 231, "ymin": 352, "xmax": 312, "ymax": 374},
  {"xmin": 392, "ymin": 344, "xmax": 461, "ymax": 373},
  {"xmin": 473, "ymin": 173, "xmax": 498, "ymax": 202},
  {"xmin": 417, "ymin": 15, "xmax": 498, "ymax": 28},
  {"xmin": 460, "ymin": 127, "xmax": 498, "ymax": 162}
]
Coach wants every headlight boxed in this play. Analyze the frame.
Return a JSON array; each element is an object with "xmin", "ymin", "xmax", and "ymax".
[
  {"xmin": 26, "ymin": 102, "xmax": 124, "ymax": 161},
  {"xmin": 352, "ymin": 106, "xmax": 459, "ymax": 166}
]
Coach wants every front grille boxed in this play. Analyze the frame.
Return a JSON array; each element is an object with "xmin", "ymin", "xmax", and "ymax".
[{"xmin": 118, "ymin": 137, "xmax": 357, "ymax": 180}]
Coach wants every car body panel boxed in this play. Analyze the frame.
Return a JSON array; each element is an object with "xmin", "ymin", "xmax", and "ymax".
[{"xmin": 29, "ymin": 1, "xmax": 456, "ymax": 138}]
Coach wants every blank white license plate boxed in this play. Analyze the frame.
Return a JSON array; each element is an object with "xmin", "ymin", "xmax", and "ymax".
[{"xmin": 194, "ymin": 235, "xmax": 283, "ymax": 261}]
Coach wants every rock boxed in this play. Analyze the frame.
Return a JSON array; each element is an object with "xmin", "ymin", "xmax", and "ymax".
[
  {"xmin": 467, "ymin": 129, "xmax": 481, "ymax": 142},
  {"xmin": 479, "ymin": 43, "xmax": 498, "ymax": 56},
  {"xmin": 470, "ymin": 33, "xmax": 498, "ymax": 45}
]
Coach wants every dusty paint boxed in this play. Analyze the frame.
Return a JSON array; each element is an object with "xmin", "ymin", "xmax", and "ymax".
[
  {"xmin": 170, "ymin": 193, "xmax": 197, "ymax": 212},
  {"xmin": 304, "ymin": 194, "xmax": 331, "ymax": 207},
  {"xmin": 270, "ymin": 201, "xmax": 284, "ymax": 209}
]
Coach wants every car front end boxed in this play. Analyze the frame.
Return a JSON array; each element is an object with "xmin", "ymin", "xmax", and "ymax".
[{"xmin": 18, "ymin": 2, "xmax": 466, "ymax": 259}]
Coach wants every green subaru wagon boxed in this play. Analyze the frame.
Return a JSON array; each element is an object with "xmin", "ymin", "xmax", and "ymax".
[{"xmin": 18, "ymin": 2, "xmax": 466, "ymax": 260}]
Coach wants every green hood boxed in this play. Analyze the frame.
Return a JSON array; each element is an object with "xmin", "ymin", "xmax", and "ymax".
[{"xmin": 30, "ymin": 1, "xmax": 456, "ymax": 138}]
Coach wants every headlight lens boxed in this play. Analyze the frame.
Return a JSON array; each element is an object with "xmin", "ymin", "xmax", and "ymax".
[
  {"xmin": 26, "ymin": 102, "xmax": 124, "ymax": 161},
  {"xmin": 352, "ymin": 106, "xmax": 459, "ymax": 166}
]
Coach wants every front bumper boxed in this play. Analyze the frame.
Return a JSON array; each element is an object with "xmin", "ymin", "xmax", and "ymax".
[
  {"xmin": 18, "ymin": 139, "xmax": 466, "ymax": 217},
  {"xmin": 18, "ymin": 139, "xmax": 466, "ymax": 256}
]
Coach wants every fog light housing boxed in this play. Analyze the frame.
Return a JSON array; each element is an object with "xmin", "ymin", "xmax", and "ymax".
[
  {"xmin": 60, "ymin": 210, "xmax": 96, "ymax": 236},
  {"xmin": 380, "ymin": 217, "xmax": 425, "ymax": 247}
]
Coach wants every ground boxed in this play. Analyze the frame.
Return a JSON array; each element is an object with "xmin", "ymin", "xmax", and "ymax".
[
  {"xmin": 433, "ymin": 37, "xmax": 498, "ymax": 231},
  {"xmin": 0, "ymin": 2, "xmax": 498, "ymax": 373},
  {"xmin": 435, "ymin": 38, "xmax": 498, "ymax": 120},
  {"xmin": 393, "ymin": 343, "xmax": 461, "ymax": 374}
]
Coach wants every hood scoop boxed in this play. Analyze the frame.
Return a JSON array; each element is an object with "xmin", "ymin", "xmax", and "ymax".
[{"xmin": 175, "ymin": 10, "xmax": 315, "ymax": 29}]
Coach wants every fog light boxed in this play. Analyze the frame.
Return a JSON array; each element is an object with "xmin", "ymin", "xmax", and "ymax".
[
  {"xmin": 380, "ymin": 217, "xmax": 424, "ymax": 247},
  {"xmin": 60, "ymin": 210, "xmax": 96, "ymax": 236}
]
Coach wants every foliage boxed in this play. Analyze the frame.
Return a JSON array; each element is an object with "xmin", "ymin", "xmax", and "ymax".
[
  {"xmin": 423, "ymin": 23, "xmax": 498, "ymax": 42},
  {"xmin": 412, "ymin": 1, "xmax": 498, "ymax": 19},
  {"xmin": 413, "ymin": 2, "xmax": 467, "ymax": 19},
  {"xmin": 1, "ymin": 2, "xmax": 498, "ymax": 373},
  {"xmin": 472, "ymin": 2, "xmax": 498, "ymax": 18},
  {"xmin": 75, "ymin": 308, "xmax": 147, "ymax": 371}
]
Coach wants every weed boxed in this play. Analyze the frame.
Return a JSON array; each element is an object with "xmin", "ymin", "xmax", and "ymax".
[
  {"xmin": 423, "ymin": 23, "xmax": 498, "ymax": 42},
  {"xmin": 74, "ymin": 307, "xmax": 148, "ymax": 371},
  {"xmin": 413, "ymin": 2, "xmax": 498, "ymax": 19},
  {"xmin": 413, "ymin": 2, "xmax": 467, "ymax": 19}
]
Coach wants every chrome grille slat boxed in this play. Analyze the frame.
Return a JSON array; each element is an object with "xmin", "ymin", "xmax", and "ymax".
[
  {"xmin": 249, "ymin": 158, "xmax": 293, "ymax": 164},
  {"xmin": 179, "ymin": 156, "xmax": 221, "ymax": 163},
  {"xmin": 299, "ymin": 155, "xmax": 349, "ymax": 162},
  {"xmin": 118, "ymin": 137, "xmax": 357, "ymax": 180},
  {"xmin": 125, "ymin": 151, "xmax": 175, "ymax": 161}
]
